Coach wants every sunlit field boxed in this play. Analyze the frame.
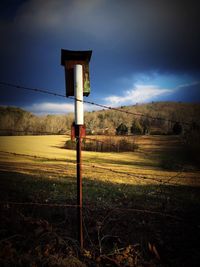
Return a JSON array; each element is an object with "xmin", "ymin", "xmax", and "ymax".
[
  {"xmin": 0, "ymin": 135, "xmax": 200, "ymax": 266},
  {"xmin": 0, "ymin": 134, "xmax": 199, "ymax": 208},
  {"xmin": 0, "ymin": 135, "xmax": 199, "ymax": 187}
]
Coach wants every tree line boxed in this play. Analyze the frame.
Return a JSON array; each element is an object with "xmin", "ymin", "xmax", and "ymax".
[
  {"xmin": 0, "ymin": 102, "xmax": 200, "ymax": 136},
  {"xmin": 115, "ymin": 121, "xmax": 184, "ymax": 135}
]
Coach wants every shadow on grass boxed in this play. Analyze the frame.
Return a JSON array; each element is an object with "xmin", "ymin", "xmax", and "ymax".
[
  {"xmin": 0, "ymin": 170, "xmax": 77, "ymax": 204},
  {"xmin": 0, "ymin": 169, "xmax": 200, "ymax": 266},
  {"xmin": 53, "ymin": 141, "xmax": 198, "ymax": 171}
]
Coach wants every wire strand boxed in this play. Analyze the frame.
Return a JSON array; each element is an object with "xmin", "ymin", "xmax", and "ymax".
[
  {"xmin": 0, "ymin": 81, "xmax": 193, "ymax": 126},
  {"xmin": 0, "ymin": 201, "xmax": 182, "ymax": 221},
  {"xmin": 0, "ymin": 150, "xmax": 183, "ymax": 186}
]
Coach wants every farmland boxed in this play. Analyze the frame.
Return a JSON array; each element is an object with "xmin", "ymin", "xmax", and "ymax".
[{"xmin": 0, "ymin": 134, "xmax": 200, "ymax": 266}]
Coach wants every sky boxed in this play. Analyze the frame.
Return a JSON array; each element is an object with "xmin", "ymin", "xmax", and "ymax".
[{"xmin": 0, "ymin": 0, "xmax": 200, "ymax": 114}]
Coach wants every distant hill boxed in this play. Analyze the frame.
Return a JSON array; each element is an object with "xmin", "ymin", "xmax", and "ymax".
[
  {"xmin": 0, "ymin": 102, "xmax": 200, "ymax": 135},
  {"xmin": 0, "ymin": 106, "xmax": 72, "ymax": 135},
  {"xmin": 85, "ymin": 101, "xmax": 200, "ymax": 134}
]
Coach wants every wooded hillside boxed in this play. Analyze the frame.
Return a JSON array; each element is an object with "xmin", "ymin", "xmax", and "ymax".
[{"xmin": 0, "ymin": 102, "xmax": 200, "ymax": 135}]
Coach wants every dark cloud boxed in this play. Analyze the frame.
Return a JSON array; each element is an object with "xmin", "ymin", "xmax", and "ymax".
[
  {"xmin": 0, "ymin": 0, "xmax": 200, "ymax": 107},
  {"xmin": 157, "ymin": 83, "xmax": 200, "ymax": 102},
  {"xmin": 2, "ymin": 0, "xmax": 199, "ymax": 71}
]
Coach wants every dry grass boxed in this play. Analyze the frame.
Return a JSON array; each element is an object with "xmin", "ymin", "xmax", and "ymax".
[
  {"xmin": 0, "ymin": 135, "xmax": 199, "ymax": 186},
  {"xmin": 0, "ymin": 135, "xmax": 200, "ymax": 266}
]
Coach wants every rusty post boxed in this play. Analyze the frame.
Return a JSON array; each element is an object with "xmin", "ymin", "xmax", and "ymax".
[
  {"xmin": 76, "ymin": 124, "xmax": 83, "ymax": 249},
  {"xmin": 74, "ymin": 64, "xmax": 84, "ymax": 249},
  {"xmin": 61, "ymin": 51, "xmax": 92, "ymax": 250}
]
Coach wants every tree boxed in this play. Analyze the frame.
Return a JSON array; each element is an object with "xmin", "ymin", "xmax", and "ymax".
[
  {"xmin": 141, "ymin": 118, "xmax": 150, "ymax": 134},
  {"xmin": 172, "ymin": 122, "xmax": 182, "ymax": 135},
  {"xmin": 130, "ymin": 120, "xmax": 143, "ymax": 135},
  {"xmin": 116, "ymin": 123, "xmax": 128, "ymax": 135},
  {"xmin": 191, "ymin": 122, "xmax": 200, "ymax": 131}
]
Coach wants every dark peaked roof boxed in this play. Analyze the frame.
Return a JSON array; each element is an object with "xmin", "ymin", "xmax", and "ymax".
[{"xmin": 61, "ymin": 49, "xmax": 92, "ymax": 65}]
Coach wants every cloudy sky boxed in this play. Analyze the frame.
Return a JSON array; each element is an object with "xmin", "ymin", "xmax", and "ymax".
[{"xmin": 0, "ymin": 0, "xmax": 200, "ymax": 114}]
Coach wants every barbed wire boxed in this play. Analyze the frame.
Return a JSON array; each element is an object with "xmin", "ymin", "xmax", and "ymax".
[
  {"xmin": 0, "ymin": 81, "xmax": 68, "ymax": 99},
  {"xmin": 0, "ymin": 128, "xmax": 186, "ymax": 187},
  {"xmin": 83, "ymin": 163, "xmax": 182, "ymax": 187},
  {"xmin": 0, "ymin": 201, "xmax": 182, "ymax": 221},
  {"xmin": 0, "ymin": 149, "xmax": 194, "ymax": 224},
  {"xmin": 0, "ymin": 81, "xmax": 192, "ymax": 126},
  {"xmin": 0, "ymin": 81, "xmax": 198, "ymax": 253},
  {"xmin": 0, "ymin": 149, "xmax": 183, "ymax": 187},
  {"xmin": 0, "ymin": 201, "xmax": 78, "ymax": 208},
  {"xmin": 0, "ymin": 150, "xmax": 67, "ymax": 162}
]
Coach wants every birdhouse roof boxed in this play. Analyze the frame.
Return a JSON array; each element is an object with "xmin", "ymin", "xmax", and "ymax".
[{"xmin": 61, "ymin": 49, "xmax": 92, "ymax": 65}]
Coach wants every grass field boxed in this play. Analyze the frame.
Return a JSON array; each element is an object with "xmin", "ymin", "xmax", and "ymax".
[{"xmin": 0, "ymin": 135, "xmax": 200, "ymax": 266}]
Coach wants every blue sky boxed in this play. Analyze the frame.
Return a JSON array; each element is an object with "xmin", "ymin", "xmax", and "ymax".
[{"xmin": 0, "ymin": 0, "xmax": 200, "ymax": 114}]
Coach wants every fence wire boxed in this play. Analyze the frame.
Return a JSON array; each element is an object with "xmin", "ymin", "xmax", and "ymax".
[
  {"xmin": 0, "ymin": 126, "xmax": 199, "ymax": 266},
  {"xmin": 0, "ymin": 82, "xmax": 200, "ymax": 266},
  {"xmin": 0, "ymin": 81, "xmax": 193, "ymax": 126}
]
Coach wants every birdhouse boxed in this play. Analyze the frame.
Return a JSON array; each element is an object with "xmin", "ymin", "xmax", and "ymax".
[{"xmin": 61, "ymin": 49, "xmax": 92, "ymax": 97}]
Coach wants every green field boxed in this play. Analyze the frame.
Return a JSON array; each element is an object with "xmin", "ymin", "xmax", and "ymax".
[{"xmin": 0, "ymin": 135, "xmax": 200, "ymax": 266}]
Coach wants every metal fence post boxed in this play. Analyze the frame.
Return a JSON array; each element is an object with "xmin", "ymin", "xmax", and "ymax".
[{"xmin": 74, "ymin": 64, "xmax": 84, "ymax": 249}]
